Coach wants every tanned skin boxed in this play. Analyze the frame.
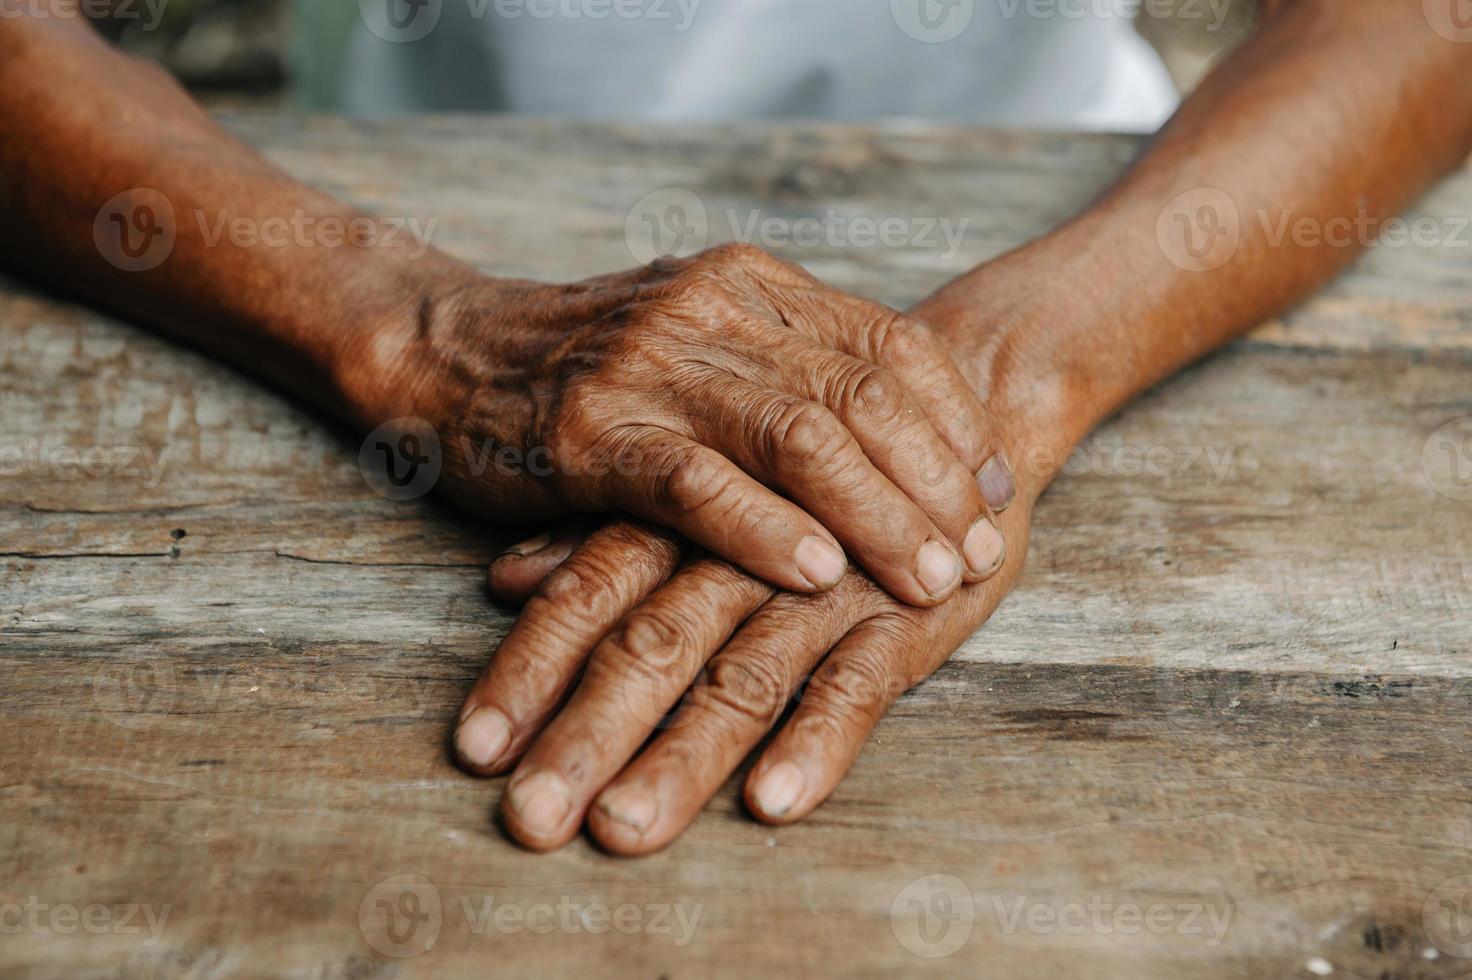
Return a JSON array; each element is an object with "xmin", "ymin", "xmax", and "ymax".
[
  {"xmin": 3, "ymin": 1, "xmax": 1470, "ymax": 854},
  {"xmin": 467, "ymin": 0, "xmax": 1472, "ymax": 854},
  {"xmin": 0, "ymin": 5, "xmax": 1013, "ymax": 609}
]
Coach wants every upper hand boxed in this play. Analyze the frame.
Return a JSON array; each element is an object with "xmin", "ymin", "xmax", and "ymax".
[{"xmin": 372, "ymin": 244, "xmax": 1014, "ymax": 606}]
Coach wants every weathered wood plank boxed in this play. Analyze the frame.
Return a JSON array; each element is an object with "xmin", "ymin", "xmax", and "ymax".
[
  {"xmin": 2, "ymin": 116, "xmax": 1470, "ymax": 979},
  {"xmin": 0, "ymin": 657, "xmax": 1468, "ymax": 979},
  {"xmin": 219, "ymin": 114, "xmax": 1472, "ymax": 354},
  {"xmin": 5, "ymin": 311, "xmax": 1467, "ymax": 675}
]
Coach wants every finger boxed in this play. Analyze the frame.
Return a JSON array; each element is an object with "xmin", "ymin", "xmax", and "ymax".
[
  {"xmin": 742, "ymin": 551, "xmax": 1023, "ymax": 826},
  {"xmin": 763, "ymin": 332, "xmax": 1006, "ymax": 581},
  {"xmin": 454, "ymin": 521, "xmax": 680, "ymax": 776},
  {"xmin": 611, "ymin": 505, "xmax": 1030, "ymax": 846},
  {"xmin": 744, "ymin": 614, "xmax": 934, "ymax": 825},
  {"xmin": 682, "ymin": 376, "xmax": 968, "ymax": 605},
  {"xmin": 486, "ymin": 523, "xmax": 593, "ymax": 606},
  {"xmin": 586, "ymin": 580, "xmax": 878, "ymax": 856},
  {"xmin": 867, "ymin": 312, "xmax": 1017, "ymax": 512},
  {"xmin": 789, "ymin": 291, "xmax": 1005, "ymax": 494},
  {"xmin": 599, "ymin": 426, "xmax": 852, "ymax": 595},
  {"xmin": 499, "ymin": 559, "xmax": 773, "ymax": 852}
]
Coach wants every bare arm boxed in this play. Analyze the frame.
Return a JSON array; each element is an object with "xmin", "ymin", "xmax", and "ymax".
[
  {"xmin": 0, "ymin": 6, "xmax": 1020, "ymax": 605},
  {"xmin": 459, "ymin": 0, "xmax": 1472, "ymax": 854},
  {"xmin": 0, "ymin": 8, "xmax": 424, "ymax": 411},
  {"xmin": 921, "ymin": 0, "xmax": 1472, "ymax": 490}
]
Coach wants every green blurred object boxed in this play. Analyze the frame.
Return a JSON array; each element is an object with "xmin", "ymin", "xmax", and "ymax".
[
  {"xmin": 288, "ymin": 2, "xmax": 359, "ymax": 110},
  {"xmin": 104, "ymin": 0, "xmax": 287, "ymax": 96}
]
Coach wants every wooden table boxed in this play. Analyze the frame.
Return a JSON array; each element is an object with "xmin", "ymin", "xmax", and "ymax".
[{"xmin": 3, "ymin": 115, "xmax": 1470, "ymax": 979}]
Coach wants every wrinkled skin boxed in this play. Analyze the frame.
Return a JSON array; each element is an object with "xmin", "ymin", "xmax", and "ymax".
[
  {"xmin": 4, "ymin": 0, "xmax": 1472, "ymax": 860},
  {"xmin": 0, "ymin": 14, "xmax": 1010, "ymax": 609},
  {"xmin": 453, "ymin": 0, "xmax": 1472, "ymax": 854},
  {"xmin": 468, "ymin": 507, "xmax": 1032, "ymax": 855},
  {"xmin": 404, "ymin": 243, "xmax": 1012, "ymax": 606}
]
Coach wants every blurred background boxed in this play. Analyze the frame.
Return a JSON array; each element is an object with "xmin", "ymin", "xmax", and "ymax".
[
  {"xmin": 92, "ymin": 0, "xmax": 288, "ymax": 105},
  {"xmin": 97, "ymin": 0, "xmax": 1249, "ymax": 120},
  {"xmin": 85, "ymin": 0, "xmax": 362, "ymax": 109}
]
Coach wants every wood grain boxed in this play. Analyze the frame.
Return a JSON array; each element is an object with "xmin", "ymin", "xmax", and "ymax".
[{"xmin": 2, "ymin": 115, "xmax": 1470, "ymax": 979}]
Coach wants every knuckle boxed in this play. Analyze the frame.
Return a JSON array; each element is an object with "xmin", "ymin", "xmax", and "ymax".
[
  {"xmin": 808, "ymin": 645, "xmax": 899, "ymax": 716},
  {"xmin": 621, "ymin": 608, "xmax": 685, "ymax": 658},
  {"xmin": 657, "ymin": 446, "xmax": 732, "ymax": 515},
  {"xmin": 653, "ymin": 272, "xmax": 746, "ymax": 329},
  {"xmin": 602, "ymin": 521, "xmax": 683, "ymax": 567},
  {"xmin": 866, "ymin": 610, "xmax": 923, "ymax": 646},
  {"xmin": 533, "ymin": 536, "xmax": 659, "ymax": 610},
  {"xmin": 701, "ymin": 655, "xmax": 789, "ymax": 727},
  {"xmin": 843, "ymin": 365, "xmax": 905, "ymax": 426},
  {"xmin": 874, "ymin": 313, "xmax": 941, "ymax": 371},
  {"xmin": 691, "ymin": 243, "xmax": 814, "ymax": 289},
  {"xmin": 772, "ymin": 400, "xmax": 849, "ymax": 466},
  {"xmin": 701, "ymin": 241, "xmax": 770, "ymax": 268},
  {"xmin": 528, "ymin": 569, "xmax": 603, "ymax": 622},
  {"xmin": 521, "ymin": 567, "xmax": 610, "ymax": 637},
  {"xmin": 535, "ymin": 562, "xmax": 597, "ymax": 605},
  {"xmin": 601, "ymin": 317, "xmax": 686, "ymax": 373},
  {"xmin": 657, "ymin": 270, "xmax": 719, "ymax": 306},
  {"xmin": 600, "ymin": 608, "xmax": 691, "ymax": 679}
]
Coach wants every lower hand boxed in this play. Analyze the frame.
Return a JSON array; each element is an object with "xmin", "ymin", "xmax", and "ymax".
[{"xmin": 456, "ymin": 500, "xmax": 1032, "ymax": 854}]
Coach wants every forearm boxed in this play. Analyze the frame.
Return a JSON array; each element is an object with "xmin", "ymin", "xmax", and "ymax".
[
  {"xmin": 0, "ymin": 8, "xmax": 470, "ymax": 424},
  {"xmin": 917, "ymin": 0, "xmax": 1472, "ymax": 497}
]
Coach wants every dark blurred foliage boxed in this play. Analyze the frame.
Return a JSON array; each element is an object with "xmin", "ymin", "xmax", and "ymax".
[{"xmin": 93, "ymin": 0, "xmax": 285, "ymax": 94}]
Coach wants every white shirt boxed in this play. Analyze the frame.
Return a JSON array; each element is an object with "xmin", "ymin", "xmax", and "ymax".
[{"xmin": 337, "ymin": 0, "xmax": 1178, "ymax": 132}]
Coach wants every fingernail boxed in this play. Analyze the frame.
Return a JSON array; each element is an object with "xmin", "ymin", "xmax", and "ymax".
[
  {"xmin": 497, "ymin": 531, "xmax": 552, "ymax": 560},
  {"xmin": 962, "ymin": 519, "xmax": 1006, "ymax": 577},
  {"xmin": 596, "ymin": 785, "xmax": 658, "ymax": 837},
  {"xmin": 978, "ymin": 455, "xmax": 1016, "ymax": 512},
  {"xmin": 506, "ymin": 770, "xmax": 572, "ymax": 832},
  {"xmin": 795, "ymin": 535, "xmax": 847, "ymax": 589},
  {"xmin": 915, "ymin": 540, "xmax": 962, "ymax": 598},
  {"xmin": 455, "ymin": 706, "xmax": 511, "ymax": 769},
  {"xmin": 753, "ymin": 761, "xmax": 806, "ymax": 818}
]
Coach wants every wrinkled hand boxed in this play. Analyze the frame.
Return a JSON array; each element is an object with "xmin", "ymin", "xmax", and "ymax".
[
  {"xmin": 456, "ymin": 501, "xmax": 1031, "ymax": 854},
  {"xmin": 381, "ymin": 244, "xmax": 1014, "ymax": 606}
]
